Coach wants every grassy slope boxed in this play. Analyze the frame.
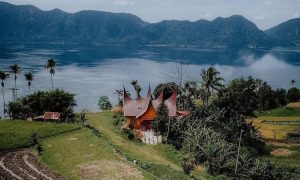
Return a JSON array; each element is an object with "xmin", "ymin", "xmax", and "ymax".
[
  {"xmin": 255, "ymin": 106, "xmax": 300, "ymax": 117},
  {"xmin": 0, "ymin": 120, "xmax": 145, "ymax": 179},
  {"xmin": 87, "ymin": 112, "xmax": 183, "ymax": 170},
  {"xmin": 41, "ymin": 128, "xmax": 143, "ymax": 180},
  {"xmin": 88, "ymin": 112, "xmax": 197, "ymax": 179},
  {"xmin": 0, "ymin": 120, "xmax": 80, "ymax": 150}
]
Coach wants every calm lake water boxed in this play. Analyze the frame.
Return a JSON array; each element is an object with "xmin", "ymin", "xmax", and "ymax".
[{"xmin": 0, "ymin": 43, "xmax": 300, "ymax": 115}]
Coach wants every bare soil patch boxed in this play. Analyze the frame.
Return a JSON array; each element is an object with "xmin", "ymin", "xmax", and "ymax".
[
  {"xmin": 77, "ymin": 160, "xmax": 144, "ymax": 180},
  {"xmin": 271, "ymin": 148, "xmax": 295, "ymax": 156}
]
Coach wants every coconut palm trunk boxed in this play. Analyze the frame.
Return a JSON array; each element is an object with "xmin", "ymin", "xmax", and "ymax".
[
  {"xmin": 51, "ymin": 73, "xmax": 54, "ymax": 90},
  {"xmin": 1, "ymin": 83, "xmax": 5, "ymax": 117},
  {"xmin": 28, "ymin": 82, "xmax": 31, "ymax": 94},
  {"xmin": 14, "ymin": 74, "xmax": 17, "ymax": 98}
]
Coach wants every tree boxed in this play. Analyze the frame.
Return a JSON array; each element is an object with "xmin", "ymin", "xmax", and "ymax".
[
  {"xmin": 130, "ymin": 80, "xmax": 142, "ymax": 98},
  {"xmin": 291, "ymin": 79, "xmax": 296, "ymax": 87},
  {"xmin": 24, "ymin": 72, "xmax": 34, "ymax": 94},
  {"xmin": 7, "ymin": 89, "xmax": 77, "ymax": 121},
  {"xmin": 98, "ymin": 96, "xmax": 112, "ymax": 110},
  {"xmin": 45, "ymin": 59, "xmax": 56, "ymax": 90},
  {"xmin": 273, "ymin": 88, "xmax": 287, "ymax": 106},
  {"xmin": 217, "ymin": 77, "xmax": 259, "ymax": 117},
  {"xmin": 182, "ymin": 81, "xmax": 197, "ymax": 110},
  {"xmin": 200, "ymin": 67, "xmax": 224, "ymax": 106},
  {"xmin": 153, "ymin": 82, "xmax": 179, "ymax": 100},
  {"xmin": 113, "ymin": 89, "xmax": 130, "ymax": 107},
  {"xmin": 287, "ymin": 87, "xmax": 300, "ymax": 102},
  {"xmin": 9, "ymin": 64, "xmax": 21, "ymax": 99},
  {"xmin": 152, "ymin": 103, "xmax": 169, "ymax": 139},
  {"xmin": 172, "ymin": 64, "xmax": 189, "ymax": 109},
  {"xmin": 0, "ymin": 71, "xmax": 9, "ymax": 116}
]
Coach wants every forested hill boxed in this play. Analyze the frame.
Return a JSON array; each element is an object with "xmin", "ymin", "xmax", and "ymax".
[
  {"xmin": 265, "ymin": 18, "xmax": 300, "ymax": 44},
  {"xmin": 0, "ymin": 1, "xmax": 293, "ymax": 48}
]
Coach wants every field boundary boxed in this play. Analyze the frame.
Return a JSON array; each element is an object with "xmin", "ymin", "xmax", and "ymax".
[{"xmin": 0, "ymin": 126, "xmax": 82, "ymax": 152}]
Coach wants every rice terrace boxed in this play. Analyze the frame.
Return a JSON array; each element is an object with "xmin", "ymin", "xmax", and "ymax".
[{"xmin": 1, "ymin": 0, "xmax": 300, "ymax": 179}]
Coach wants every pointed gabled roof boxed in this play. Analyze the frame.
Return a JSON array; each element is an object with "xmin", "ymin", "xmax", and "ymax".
[
  {"xmin": 152, "ymin": 90, "xmax": 164, "ymax": 110},
  {"xmin": 123, "ymin": 85, "xmax": 177, "ymax": 118},
  {"xmin": 123, "ymin": 85, "xmax": 131, "ymax": 103},
  {"xmin": 164, "ymin": 89, "xmax": 177, "ymax": 117}
]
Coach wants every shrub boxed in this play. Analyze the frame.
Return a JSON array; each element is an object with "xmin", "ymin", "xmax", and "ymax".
[
  {"xmin": 247, "ymin": 159, "xmax": 290, "ymax": 179},
  {"xmin": 7, "ymin": 100, "xmax": 31, "ymax": 119},
  {"xmin": 182, "ymin": 158, "xmax": 194, "ymax": 175},
  {"xmin": 7, "ymin": 89, "xmax": 76, "ymax": 122},
  {"xmin": 98, "ymin": 96, "xmax": 112, "ymax": 110},
  {"xmin": 112, "ymin": 112, "xmax": 124, "ymax": 127},
  {"xmin": 127, "ymin": 130, "xmax": 134, "ymax": 140}
]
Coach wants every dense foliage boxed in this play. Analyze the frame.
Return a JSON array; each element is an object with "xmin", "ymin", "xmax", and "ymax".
[
  {"xmin": 152, "ymin": 104, "xmax": 170, "ymax": 138},
  {"xmin": 151, "ymin": 67, "xmax": 297, "ymax": 178},
  {"xmin": 287, "ymin": 87, "xmax": 300, "ymax": 102},
  {"xmin": 97, "ymin": 96, "xmax": 112, "ymax": 110},
  {"xmin": 7, "ymin": 89, "xmax": 76, "ymax": 121}
]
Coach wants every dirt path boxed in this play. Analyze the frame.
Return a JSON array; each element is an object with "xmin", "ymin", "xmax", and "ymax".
[{"xmin": 0, "ymin": 150, "xmax": 63, "ymax": 180}]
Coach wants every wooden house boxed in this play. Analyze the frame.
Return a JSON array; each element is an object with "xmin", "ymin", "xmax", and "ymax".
[{"xmin": 123, "ymin": 86, "xmax": 188, "ymax": 131}]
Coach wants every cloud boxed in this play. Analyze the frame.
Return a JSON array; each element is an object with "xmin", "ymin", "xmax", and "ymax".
[
  {"xmin": 254, "ymin": 14, "xmax": 267, "ymax": 20},
  {"xmin": 293, "ymin": 13, "xmax": 299, "ymax": 18},
  {"xmin": 113, "ymin": 0, "xmax": 135, "ymax": 6},
  {"xmin": 201, "ymin": 13, "xmax": 213, "ymax": 19},
  {"xmin": 265, "ymin": 1, "xmax": 273, "ymax": 6}
]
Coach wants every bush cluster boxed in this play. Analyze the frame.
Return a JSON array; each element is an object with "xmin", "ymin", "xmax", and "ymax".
[{"xmin": 7, "ymin": 89, "xmax": 76, "ymax": 122}]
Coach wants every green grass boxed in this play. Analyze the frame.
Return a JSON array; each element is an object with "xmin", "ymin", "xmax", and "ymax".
[
  {"xmin": 87, "ymin": 112, "xmax": 183, "ymax": 170},
  {"xmin": 87, "ymin": 112, "xmax": 202, "ymax": 179},
  {"xmin": 40, "ymin": 128, "xmax": 141, "ymax": 180},
  {"xmin": 0, "ymin": 120, "xmax": 80, "ymax": 150},
  {"xmin": 267, "ymin": 146, "xmax": 300, "ymax": 169},
  {"xmin": 255, "ymin": 106, "xmax": 300, "ymax": 117}
]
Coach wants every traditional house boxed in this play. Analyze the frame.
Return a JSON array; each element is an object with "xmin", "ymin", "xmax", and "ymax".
[
  {"xmin": 123, "ymin": 86, "xmax": 188, "ymax": 131},
  {"xmin": 33, "ymin": 112, "xmax": 61, "ymax": 122}
]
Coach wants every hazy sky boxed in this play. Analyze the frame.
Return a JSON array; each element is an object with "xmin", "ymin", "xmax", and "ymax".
[{"xmin": 3, "ymin": 0, "xmax": 300, "ymax": 30}]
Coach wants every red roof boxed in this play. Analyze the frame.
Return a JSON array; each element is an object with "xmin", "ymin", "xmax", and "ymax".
[
  {"xmin": 44, "ymin": 112, "xmax": 61, "ymax": 120},
  {"xmin": 123, "ymin": 85, "xmax": 177, "ymax": 118}
]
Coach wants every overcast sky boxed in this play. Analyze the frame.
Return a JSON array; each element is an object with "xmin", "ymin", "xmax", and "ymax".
[{"xmin": 3, "ymin": 0, "xmax": 300, "ymax": 30}]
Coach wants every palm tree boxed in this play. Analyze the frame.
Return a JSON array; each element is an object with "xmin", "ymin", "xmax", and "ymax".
[
  {"xmin": 291, "ymin": 79, "xmax": 296, "ymax": 87},
  {"xmin": 131, "ymin": 80, "xmax": 142, "ymax": 98},
  {"xmin": 0, "ymin": 71, "xmax": 10, "ymax": 116},
  {"xmin": 24, "ymin": 72, "xmax": 34, "ymax": 94},
  {"xmin": 200, "ymin": 67, "xmax": 224, "ymax": 105},
  {"xmin": 45, "ymin": 59, "xmax": 56, "ymax": 90},
  {"xmin": 9, "ymin": 64, "xmax": 21, "ymax": 99}
]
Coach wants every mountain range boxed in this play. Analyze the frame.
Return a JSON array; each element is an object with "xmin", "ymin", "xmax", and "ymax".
[{"xmin": 0, "ymin": 1, "xmax": 298, "ymax": 48}]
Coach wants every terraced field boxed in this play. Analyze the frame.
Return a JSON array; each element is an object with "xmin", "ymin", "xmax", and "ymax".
[
  {"xmin": 252, "ymin": 102, "xmax": 300, "ymax": 174},
  {"xmin": 0, "ymin": 150, "xmax": 63, "ymax": 180}
]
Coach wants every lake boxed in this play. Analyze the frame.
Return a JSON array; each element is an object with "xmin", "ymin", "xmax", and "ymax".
[{"xmin": 0, "ymin": 43, "xmax": 300, "ymax": 115}]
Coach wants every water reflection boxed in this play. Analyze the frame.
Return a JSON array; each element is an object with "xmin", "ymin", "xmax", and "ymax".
[{"xmin": 0, "ymin": 43, "xmax": 299, "ymax": 116}]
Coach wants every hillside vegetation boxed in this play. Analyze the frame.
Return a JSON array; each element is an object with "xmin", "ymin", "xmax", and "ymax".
[
  {"xmin": 0, "ymin": 1, "xmax": 289, "ymax": 48},
  {"xmin": 0, "ymin": 120, "xmax": 80, "ymax": 151}
]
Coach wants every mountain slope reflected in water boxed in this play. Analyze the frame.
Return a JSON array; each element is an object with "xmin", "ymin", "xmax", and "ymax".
[{"xmin": 0, "ymin": 43, "xmax": 299, "ymax": 114}]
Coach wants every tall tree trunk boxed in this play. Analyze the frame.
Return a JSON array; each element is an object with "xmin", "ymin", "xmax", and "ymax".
[
  {"xmin": 2, "ymin": 85, "xmax": 5, "ymax": 117},
  {"xmin": 14, "ymin": 74, "xmax": 17, "ymax": 99},
  {"xmin": 29, "ymin": 85, "xmax": 31, "ymax": 94},
  {"xmin": 51, "ymin": 73, "xmax": 53, "ymax": 90},
  {"xmin": 166, "ymin": 117, "xmax": 171, "ymax": 143}
]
